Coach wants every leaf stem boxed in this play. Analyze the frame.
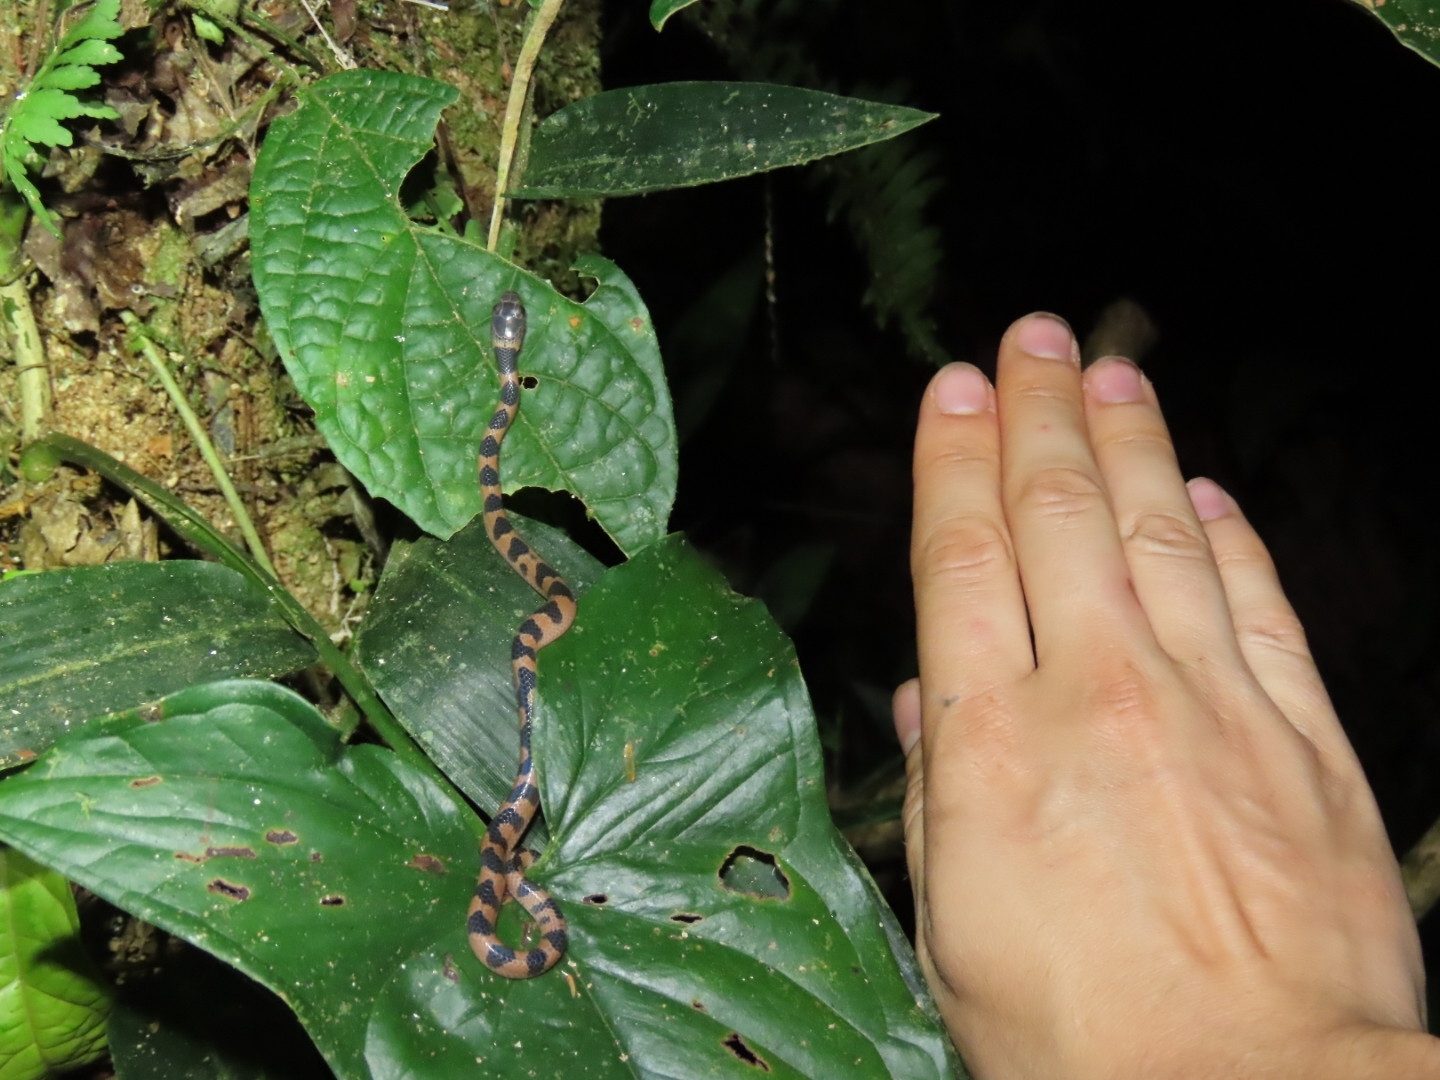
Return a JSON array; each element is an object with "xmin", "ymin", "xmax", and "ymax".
[
  {"xmin": 487, "ymin": 0, "xmax": 566, "ymax": 252},
  {"xmin": 119, "ymin": 309, "xmax": 278, "ymax": 580},
  {"xmin": 2, "ymin": 274, "xmax": 50, "ymax": 443}
]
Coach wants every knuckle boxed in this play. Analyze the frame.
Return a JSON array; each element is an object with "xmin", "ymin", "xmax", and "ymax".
[
  {"xmin": 1009, "ymin": 465, "xmax": 1107, "ymax": 522},
  {"xmin": 1236, "ymin": 608, "xmax": 1312, "ymax": 659},
  {"xmin": 1122, "ymin": 507, "xmax": 1211, "ymax": 560},
  {"xmin": 911, "ymin": 514, "xmax": 1015, "ymax": 588},
  {"xmin": 1074, "ymin": 650, "xmax": 1167, "ymax": 747}
]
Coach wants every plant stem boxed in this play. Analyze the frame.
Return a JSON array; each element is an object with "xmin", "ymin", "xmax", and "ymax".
[
  {"xmin": 487, "ymin": 0, "xmax": 566, "ymax": 252},
  {"xmin": 119, "ymin": 309, "xmax": 279, "ymax": 580},
  {"xmin": 1, "ymin": 274, "xmax": 50, "ymax": 442}
]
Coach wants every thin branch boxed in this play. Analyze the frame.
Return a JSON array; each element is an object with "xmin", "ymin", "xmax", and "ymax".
[
  {"xmin": 119, "ymin": 309, "xmax": 278, "ymax": 580},
  {"xmin": 487, "ymin": 0, "xmax": 565, "ymax": 252}
]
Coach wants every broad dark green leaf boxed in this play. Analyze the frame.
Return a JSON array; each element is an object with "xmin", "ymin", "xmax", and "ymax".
[
  {"xmin": 353, "ymin": 513, "xmax": 603, "ymax": 820},
  {"xmin": 250, "ymin": 70, "xmax": 676, "ymax": 553},
  {"xmin": 508, "ymin": 82, "xmax": 937, "ymax": 199},
  {"xmin": 0, "ymin": 680, "xmax": 472, "ymax": 1080},
  {"xmin": 0, "ymin": 848, "xmax": 109, "ymax": 1080},
  {"xmin": 0, "ymin": 561, "xmax": 317, "ymax": 769},
  {"xmin": 0, "ymin": 542, "xmax": 960, "ymax": 1079},
  {"xmin": 1352, "ymin": 0, "xmax": 1440, "ymax": 66}
]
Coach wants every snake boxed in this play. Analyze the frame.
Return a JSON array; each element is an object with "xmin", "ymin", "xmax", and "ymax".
[{"xmin": 465, "ymin": 290, "xmax": 573, "ymax": 978}]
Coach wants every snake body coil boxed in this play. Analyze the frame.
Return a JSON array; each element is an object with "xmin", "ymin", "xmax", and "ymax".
[{"xmin": 466, "ymin": 290, "xmax": 574, "ymax": 978}]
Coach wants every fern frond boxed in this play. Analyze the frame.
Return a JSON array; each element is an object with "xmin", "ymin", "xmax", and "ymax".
[
  {"xmin": 0, "ymin": 0, "xmax": 124, "ymax": 235},
  {"xmin": 814, "ymin": 125, "xmax": 948, "ymax": 364}
]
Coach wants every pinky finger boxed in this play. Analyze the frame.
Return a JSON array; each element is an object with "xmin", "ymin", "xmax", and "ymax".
[{"xmin": 1186, "ymin": 477, "xmax": 1342, "ymax": 751}]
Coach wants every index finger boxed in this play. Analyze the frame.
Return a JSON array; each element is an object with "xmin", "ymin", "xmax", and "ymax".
[{"xmin": 911, "ymin": 351, "xmax": 1034, "ymax": 707}]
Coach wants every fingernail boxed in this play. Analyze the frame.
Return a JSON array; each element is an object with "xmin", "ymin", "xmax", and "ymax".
[
  {"xmin": 1187, "ymin": 477, "xmax": 1237, "ymax": 521},
  {"xmin": 1088, "ymin": 355, "xmax": 1144, "ymax": 404},
  {"xmin": 1014, "ymin": 312, "xmax": 1076, "ymax": 362},
  {"xmin": 932, "ymin": 362, "xmax": 990, "ymax": 415}
]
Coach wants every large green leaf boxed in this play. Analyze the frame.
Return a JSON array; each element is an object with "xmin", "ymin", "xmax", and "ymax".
[
  {"xmin": 0, "ymin": 561, "xmax": 317, "ymax": 769},
  {"xmin": 1351, "ymin": 0, "xmax": 1440, "ymax": 66},
  {"xmin": 0, "ymin": 848, "xmax": 109, "ymax": 1080},
  {"xmin": 508, "ymin": 82, "xmax": 937, "ymax": 199},
  {"xmin": 249, "ymin": 70, "xmax": 676, "ymax": 553},
  {"xmin": 0, "ymin": 541, "xmax": 959, "ymax": 1079},
  {"xmin": 0, "ymin": 680, "xmax": 470, "ymax": 1080}
]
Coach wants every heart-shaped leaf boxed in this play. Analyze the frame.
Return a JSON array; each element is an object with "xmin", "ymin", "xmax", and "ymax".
[
  {"xmin": 0, "ymin": 540, "xmax": 960, "ymax": 1079},
  {"xmin": 249, "ymin": 70, "xmax": 676, "ymax": 553}
]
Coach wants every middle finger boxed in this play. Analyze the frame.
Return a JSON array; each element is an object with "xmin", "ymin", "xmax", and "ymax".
[{"xmin": 997, "ymin": 316, "xmax": 1151, "ymax": 665}]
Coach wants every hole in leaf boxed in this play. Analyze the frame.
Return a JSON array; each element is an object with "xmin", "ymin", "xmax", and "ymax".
[
  {"xmin": 319, "ymin": 895, "xmax": 346, "ymax": 907},
  {"xmin": 581, "ymin": 893, "xmax": 609, "ymax": 906},
  {"xmin": 717, "ymin": 846, "xmax": 790, "ymax": 900},
  {"xmin": 519, "ymin": 374, "xmax": 539, "ymax": 390},
  {"xmin": 721, "ymin": 1033, "xmax": 770, "ymax": 1071},
  {"xmin": 207, "ymin": 879, "xmax": 250, "ymax": 901},
  {"xmin": 670, "ymin": 912, "xmax": 703, "ymax": 925}
]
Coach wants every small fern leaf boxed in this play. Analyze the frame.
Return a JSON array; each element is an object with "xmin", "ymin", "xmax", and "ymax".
[{"xmin": 0, "ymin": 0, "xmax": 122, "ymax": 235}]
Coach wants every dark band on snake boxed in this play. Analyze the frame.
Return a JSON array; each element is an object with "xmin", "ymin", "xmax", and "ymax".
[{"xmin": 466, "ymin": 290, "xmax": 575, "ymax": 978}]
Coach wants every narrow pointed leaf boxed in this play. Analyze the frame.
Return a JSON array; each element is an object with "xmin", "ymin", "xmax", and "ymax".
[
  {"xmin": 0, "ymin": 562, "xmax": 317, "ymax": 769},
  {"xmin": 250, "ymin": 70, "xmax": 676, "ymax": 552},
  {"xmin": 649, "ymin": 0, "xmax": 700, "ymax": 30},
  {"xmin": 508, "ymin": 82, "xmax": 937, "ymax": 199},
  {"xmin": 1352, "ymin": 0, "xmax": 1440, "ymax": 67}
]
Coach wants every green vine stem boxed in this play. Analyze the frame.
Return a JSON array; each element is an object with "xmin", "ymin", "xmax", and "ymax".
[
  {"xmin": 2, "ymin": 274, "xmax": 49, "ymax": 443},
  {"xmin": 28, "ymin": 432, "xmax": 488, "ymax": 842},
  {"xmin": 486, "ymin": 0, "xmax": 566, "ymax": 252},
  {"xmin": 1, "ymin": 191, "xmax": 50, "ymax": 442},
  {"xmin": 119, "ymin": 308, "xmax": 278, "ymax": 580}
]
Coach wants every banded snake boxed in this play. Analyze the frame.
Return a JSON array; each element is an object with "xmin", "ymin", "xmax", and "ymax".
[{"xmin": 465, "ymin": 290, "xmax": 572, "ymax": 978}]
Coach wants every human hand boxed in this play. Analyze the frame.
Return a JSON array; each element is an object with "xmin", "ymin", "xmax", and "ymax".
[{"xmin": 895, "ymin": 313, "xmax": 1435, "ymax": 1079}]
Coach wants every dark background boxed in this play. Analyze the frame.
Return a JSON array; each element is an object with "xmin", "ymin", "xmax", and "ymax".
[{"xmin": 599, "ymin": 0, "xmax": 1440, "ymax": 1012}]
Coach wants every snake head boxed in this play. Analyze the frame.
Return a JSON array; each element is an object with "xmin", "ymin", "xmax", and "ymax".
[{"xmin": 492, "ymin": 291, "xmax": 527, "ymax": 352}]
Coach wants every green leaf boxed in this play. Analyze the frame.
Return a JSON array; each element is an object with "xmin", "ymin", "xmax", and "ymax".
[
  {"xmin": 0, "ymin": 0, "xmax": 124, "ymax": 233},
  {"xmin": 0, "ymin": 679, "xmax": 468, "ymax": 1080},
  {"xmin": 250, "ymin": 70, "xmax": 677, "ymax": 554},
  {"xmin": 0, "ymin": 541, "xmax": 960, "ymax": 1080},
  {"xmin": 56, "ymin": 0, "xmax": 125, "ymax": 49},
  {"xmin": 1352, "ymin": 0, "xmax": 1440, "ymax": 66},
  {"xmin": 0, "ymin": 561, "xmax": 318, "ymax": 769},
  {"xmin": 649, "ymin": 0, "xmax": 700, "ymax": 31},
  {"xmin": 508, "ymin": 81, "xmax": 938, "ymax": 199},
  {"xmin": 0, "ymin": 848, "xmax": 109, "ymax": 1080}
]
